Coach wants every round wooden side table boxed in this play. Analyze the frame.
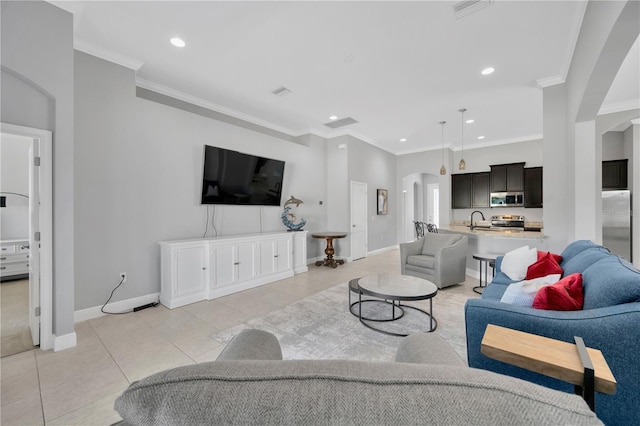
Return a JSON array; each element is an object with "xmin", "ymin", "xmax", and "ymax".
[{"xmin": 311, "ymin": 232, "xmax": 347, "ymax": 268}]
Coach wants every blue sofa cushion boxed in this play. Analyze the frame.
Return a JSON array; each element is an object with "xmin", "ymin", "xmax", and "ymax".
[
  {"xmin": 481, "ymin": 281, "xmax": 509, "ymax": 300},
  {"xmin": 559, "ymin": 240, "xmax": 602, "ymax": 266},
  {"xmin": 561, "ymin": 246, "xmax": 610, "ymax": 276},
  {"xmin": 582, "ymin": 256, "xmax": 640, "ymax": 309}
]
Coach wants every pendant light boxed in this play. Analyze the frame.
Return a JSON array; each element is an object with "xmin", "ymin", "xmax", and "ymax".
[
  {"xmin": 439, "ymin": 121, "xmax": 447, "ymax": 175},
  {"xmin": 459, "ymin": 108, "xmax": 467, "ymax": 170}
]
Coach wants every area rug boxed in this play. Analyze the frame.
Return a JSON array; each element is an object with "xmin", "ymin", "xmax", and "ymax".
[{"xmin": 211, "ymin": 282, "xmax": 474, "ymax": 363}]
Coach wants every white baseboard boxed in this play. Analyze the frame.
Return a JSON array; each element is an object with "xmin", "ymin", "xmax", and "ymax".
[
  {"xmin": 53, "ymin": 332, "xmax": 77, "ymax": 352},
  {"xmin": 368, "ymin": 244, "xmax": 399, "ymax": 256},
  {"xmin": 74, "ymin": 292, "xmax": 161, "ymax": 323},
  {"xmin": 466, "ymin": 267, "xmax": 480, "ymax": 280},
  {"xmin": 308, "ymin": 244, "xmax": 399, "ymax": 265}
]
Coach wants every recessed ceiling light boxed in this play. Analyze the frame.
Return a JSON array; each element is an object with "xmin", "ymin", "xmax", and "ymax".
[
  {"xmin": 400, "ymin": 138, "xmax": 407, "ymax": 142},
  {"xmin": 170, "ymin": 37, "xmax": 186, "ymax": 48},
  {"xmin": 466, "ymin": 119, "xmax": 475, "ymax": 124},
  {"xmin": 481, "ymin": 67, "xmax": 495, "ymax": 75},
  {"xmin": 329, "ymin": 115, "xmax": 338, "ymax": 120},
  {"xmin": 478, "ymin": 136, "xmax": 485, "ymax": 140}
]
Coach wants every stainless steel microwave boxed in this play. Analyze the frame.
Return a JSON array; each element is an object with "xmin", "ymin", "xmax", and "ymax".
[{"xmin": 490, "ymin": 192, "xmax": 524, "ymax": 207}]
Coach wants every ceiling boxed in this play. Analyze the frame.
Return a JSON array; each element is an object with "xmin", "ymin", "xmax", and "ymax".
[{"xmin": 51, "ymin": 1, "xmax": 639, "ymax": 155}]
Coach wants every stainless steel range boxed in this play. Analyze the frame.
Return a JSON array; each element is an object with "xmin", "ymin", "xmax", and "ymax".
[{"xmin": 491, "ymin": 214, "xmax": 525, "ymax": 231}]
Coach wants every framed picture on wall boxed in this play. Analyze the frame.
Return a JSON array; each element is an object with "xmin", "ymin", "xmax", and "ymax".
[{"xmin": 377, "ymin": 189, "xmax": 388, "ymax": 215}]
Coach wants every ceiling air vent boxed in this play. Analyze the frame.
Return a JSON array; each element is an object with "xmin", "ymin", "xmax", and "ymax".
[
  {"xmin": 453, "ymin": 0, "xmax": 491, "ymax": 19},
  {"xmin": 324, "ymin": 117, "xmax": 358, "ymax": 129},
  {"xmin": 271, "ymin": 86, "xmax": 292, "ymax": 96}
]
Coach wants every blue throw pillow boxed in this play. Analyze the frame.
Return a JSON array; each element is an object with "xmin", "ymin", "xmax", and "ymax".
[
  {"xmin": 560, "ymin": 240, "xmax": 601, "ymax": 267},
  {"xmin": 582, "ymin": 256, "xmax": 640, "ymax": 310},
  {"xmin": 561, "ymin": 246, "xmax": 610, "ymax": 276}
]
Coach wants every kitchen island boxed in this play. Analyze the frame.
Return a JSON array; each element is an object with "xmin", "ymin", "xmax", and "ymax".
[{"xmin": 438, "ymin": 225, "xmax": 547, "ymax": 278}]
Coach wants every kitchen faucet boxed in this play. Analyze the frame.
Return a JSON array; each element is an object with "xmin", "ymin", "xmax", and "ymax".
[{"xmin": 470, "ymin": 210, "xmax": 486, "ymax": 230}]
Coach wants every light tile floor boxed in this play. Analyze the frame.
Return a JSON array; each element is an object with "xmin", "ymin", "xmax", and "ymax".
[
  {"xmin": 0, "ymin": 249, "xmax": 476, "ymax": 425},
  {"xmin": 1, "ymin": 279, "xmax": 36, "ymax": 358}
]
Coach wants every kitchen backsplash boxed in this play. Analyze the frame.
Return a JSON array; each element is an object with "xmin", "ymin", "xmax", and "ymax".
[{"xmin": 451, "ymin": 207, "xmax": 543, "ymax": 224}]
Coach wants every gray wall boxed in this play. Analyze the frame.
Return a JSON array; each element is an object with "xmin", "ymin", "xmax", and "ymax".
[
  {"xmin": 74, "ymin": 51, "xmax": 332, "ymax": 310},
  {"xmin": 1, "ymin": 0, "xmax": 75, "ymax": 337},
  {"xmin": 324, "ymin": 136, "xmax": 350, "ymax": 258},
  {"xmin": 321, "ymin": 134, "xmax": 397, "ymax": 258},
  {"xmin": 347, "ymin": 136, "xmax": 397, "ymax": 252}
]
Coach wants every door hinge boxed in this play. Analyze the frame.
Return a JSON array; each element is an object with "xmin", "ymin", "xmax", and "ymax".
[
  {"xmin": 35, "ymin": 232, "xmax": 41, "ymax": 242},
  {"xmin": 35, "ymin": 307, "xmax": 41, "ymax": 317},
  {"xmin": 34, "ymin": 156, "xmax": 41, "ymax": 166}
]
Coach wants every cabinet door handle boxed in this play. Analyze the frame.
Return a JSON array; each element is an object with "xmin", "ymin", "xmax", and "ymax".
[
  {"xmin": 234, "ymin": 262, "xmax": 240, "ymax": 265},
  {"xmin": 274, "ymin": 255, "xmax": 279, "ymax": 258},
  {"xmin": 0, "ymin": 267, "xmax": 6, "ymax": 270},
  {"xmin": 0, "ymin": 257, "xmax": 5, "ymax": 260}
]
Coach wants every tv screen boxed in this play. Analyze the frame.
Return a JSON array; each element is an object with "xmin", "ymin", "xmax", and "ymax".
[{"xmin": 201, "ymin": 145, "xmax": 285, "ymax": 206}]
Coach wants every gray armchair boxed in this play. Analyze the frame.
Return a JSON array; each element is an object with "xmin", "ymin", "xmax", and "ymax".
[{"xmin": 400, "ymin": 233, "xmax": 468, "ymax": 289}]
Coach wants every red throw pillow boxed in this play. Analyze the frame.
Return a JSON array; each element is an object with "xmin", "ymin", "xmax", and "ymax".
[
  {"xmin": 533, "ymin": 273, "xmax": 584, "ymax": 311},
  {"xmin": 526, "ymin": 251, "xmax": 563, "ymax": 280},
  {"xmin": 537, "ymin": 251, "xmax": 563, "ymax": 264}
]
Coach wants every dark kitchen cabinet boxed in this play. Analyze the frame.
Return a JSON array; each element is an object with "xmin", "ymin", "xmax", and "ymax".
[
  {"xmin": 452, "ymin": 173, "xmax": 472, "ymax": 209},
  {"xmin": 490, "ymin": 163, "xmax": 525, "ymax": 192},
  {"xmin": 524, "ymin": 167, "xmax": 543, "ymax": 208},
  {"xmin": 602, "ymin": 159, "xmax": 628, "ymax": 190},
  {"xmin": 472, "ymin": 172, "xmax": 490, "ymax": 208},
  {"xmin": 452, "ymin": 172, "xmax": 490, "ymax": 209}
]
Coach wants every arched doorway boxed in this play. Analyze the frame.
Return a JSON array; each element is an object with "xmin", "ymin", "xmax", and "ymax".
[{"xmin": 402, "ymin": 172, "xmax": 439, "ymax": 241}]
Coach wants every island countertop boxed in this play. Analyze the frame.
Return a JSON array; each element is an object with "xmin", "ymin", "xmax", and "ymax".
[{"xmin": 439, "ymin": 225, "xmax": 545, "ymax": 239}]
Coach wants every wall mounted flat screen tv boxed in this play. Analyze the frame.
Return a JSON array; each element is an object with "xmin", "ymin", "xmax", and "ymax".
[{"xmin": 201, "ymin": 145, "xmax": 285, "ymax": 206}]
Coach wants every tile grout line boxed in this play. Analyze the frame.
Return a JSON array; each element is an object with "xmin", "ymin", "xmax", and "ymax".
[{"xmin": 33, "ymin": 350, "xmax": 46, "ymax": 426}]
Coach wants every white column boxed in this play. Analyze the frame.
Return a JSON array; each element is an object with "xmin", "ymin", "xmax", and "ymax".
[
  {"xmin": 574, "ymin": 120, "xmax": 598, "ymax": 242},
  {"xmin": 632, "ymin": 122, "xmax": 640, "ymax": 266}
]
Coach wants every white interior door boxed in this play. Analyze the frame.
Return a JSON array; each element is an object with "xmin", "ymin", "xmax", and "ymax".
[
  {"xmin": 28, "ymin": 141, "xmax": 40, "ymax": 346},
  {"xmin": 2, "ymin": 123, "xmax": 53, "ymax": 350},
  {"xmin": 427, "ymin": 183, "xmax": 440, "ymax": 227},
  {"xmin": 350, "ymin": 181, "xmax": 367, "ymax": 260}
]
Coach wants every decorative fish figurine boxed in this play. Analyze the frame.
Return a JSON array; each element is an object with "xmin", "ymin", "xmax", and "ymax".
[
  {"xmin": 284, "ymin": 195, "xmax": 303, "ymax": 207},
  {"xmin": 281, "ymin": 206, "xmax": 306, "ymax": 231}
]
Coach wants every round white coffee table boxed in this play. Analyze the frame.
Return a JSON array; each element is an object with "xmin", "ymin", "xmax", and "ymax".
[{"xmin": 355, "ymin": 273, "xmax": 438, "ymax": 336}]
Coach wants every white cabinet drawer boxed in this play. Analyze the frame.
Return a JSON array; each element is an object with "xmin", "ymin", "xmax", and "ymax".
[
  {"xmin": 1, "ymin": 245, "xmax": 16, "ymax": 254},
  {"xmin": 1, "ymin": 253, "xmax": 29, "ymax": 263},
  {"xmin": 0, "ymin": 261, "xmax": 29, "ymax": 277}
]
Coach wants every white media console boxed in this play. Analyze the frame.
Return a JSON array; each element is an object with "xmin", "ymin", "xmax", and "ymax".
[{"xmin": 159, "ymin": 231, "xmax": 308, "ymax": 309}]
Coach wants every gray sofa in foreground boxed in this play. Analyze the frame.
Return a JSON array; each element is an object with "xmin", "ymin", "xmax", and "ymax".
[
  {"xmin": 400, "ymin": 233, "xmax": 468, "ymax": 288},
  {"xmin": 115, "ymin": 329, "xmax": 601, "ymax": 425}
]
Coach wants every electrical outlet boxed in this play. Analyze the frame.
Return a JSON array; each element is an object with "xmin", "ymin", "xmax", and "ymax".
[{"xmin": 119, "ymin": 272, "xmax": 127, "ymax": 283}]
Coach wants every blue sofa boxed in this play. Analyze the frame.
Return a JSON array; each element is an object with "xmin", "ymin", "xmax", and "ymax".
[{"xmin": 465, "ymin": 240, "xmax": 640, "ymax": 426}]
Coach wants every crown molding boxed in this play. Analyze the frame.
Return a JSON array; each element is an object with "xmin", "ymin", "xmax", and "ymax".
[
  {"xmin": 536, "ymin": 75, "xmax": 565, "ymax": 88},
  {"xmin": 136, "ymin": 78, "xmax": 300, "ymax": 137},
  {"xmin": 395, "ymin": 134, "xmax": 542, "ymax": 157},
  {"xmin": 292, "ymin": 128, "xmax": 327, "ymax": 139},
  {"xmin": 324, "ymin": 129, "xmax": 396, "ymax": 154},
  {"xmin": 395, "ymin": 144, "xmax": 452, "ymax": 156},
  {"xmin": 598, "ymin": 99, "xmax": 640, "ymax": 115},
  {"xmin": 74, "ymin": 38, "xmax": 144, "ymax": 71}
]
